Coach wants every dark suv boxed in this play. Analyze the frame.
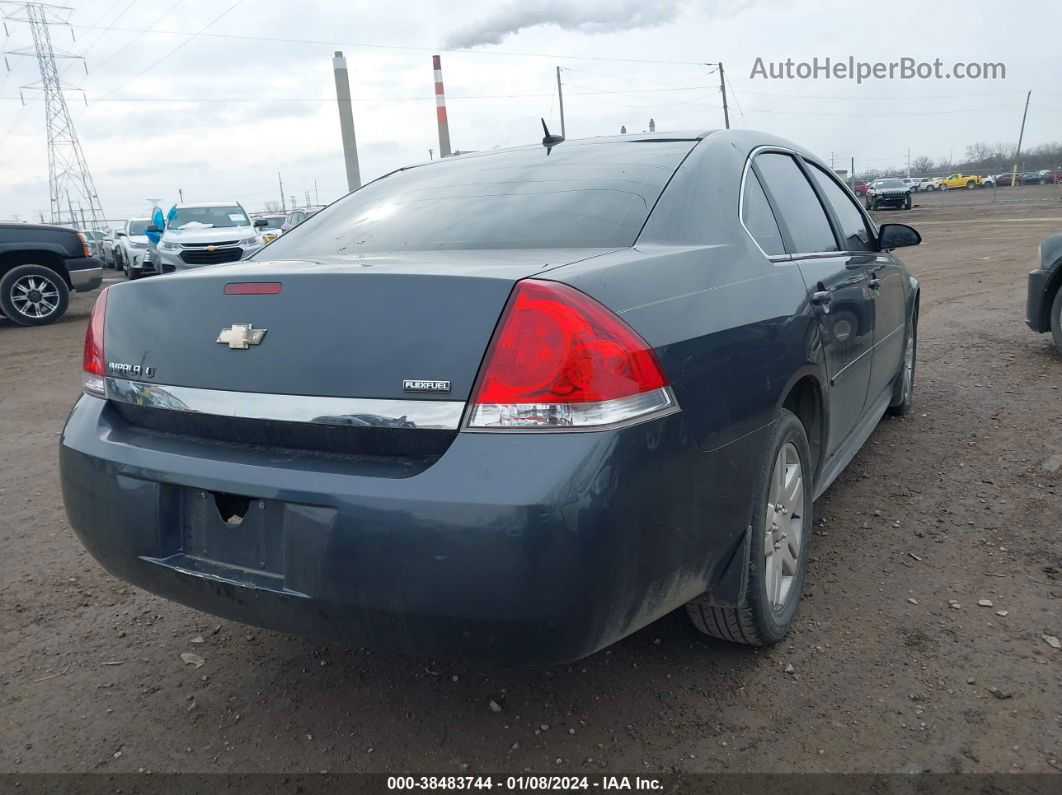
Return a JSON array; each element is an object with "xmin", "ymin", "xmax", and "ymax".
[
  {"xmin": 864, "ymin": 178, "xmax": 912, "ymax": 211},
  {"xmin": 0, "ymin": 223, "xmax": 103, "ymax": 326},
  {"xmin": 1026, "ymin": 232, "xmax": 1062, "ymax": 353}
]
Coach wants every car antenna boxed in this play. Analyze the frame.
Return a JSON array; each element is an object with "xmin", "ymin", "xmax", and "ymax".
[{"xmin": 541, "ymin": 118, "xmax": 564, "ymax": 154}]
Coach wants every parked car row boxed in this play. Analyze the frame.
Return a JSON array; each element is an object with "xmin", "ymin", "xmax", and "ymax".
[
  {"xmin": 857, "ymin": 170, "xmax": 1061, "ymax": 195},
  {"xmin": 250, "ymin": 206, "xmax": 323, "ymax": 243},
  {"xmin": 84, "ymin": 203, "xmax": 325, "ymax": 282}
]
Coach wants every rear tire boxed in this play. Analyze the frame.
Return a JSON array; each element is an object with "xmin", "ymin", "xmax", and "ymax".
[
  {"xmin": 0, "ymin": 264, "xmax": 70, "ymax": 326},
  {"xmin": 888, "ymin": 312, "xmax": 917, "ymax": 416},
  {"xmin": 686, "ymin": 408, "xmax": 813, "ymax": 646},
  {"xmin": 1050, "ymin": 287, "xmax": 1062, "ymax": 356},
  {"xmin": 967, "ymin": 180, "xmax": 976, "ymax": 189}
]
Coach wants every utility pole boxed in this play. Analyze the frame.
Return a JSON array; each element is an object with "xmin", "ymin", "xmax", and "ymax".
[
  {"xmin": 2, "ymin": 2, "xmax": 106, "ymax": 229},
  {"xmin": 1011, "ymin": 90, "xmax": 1032, "ymax": 189},
  {"xmin": 830, "ymin": 151, "xmax": 835, "ymax": 170},
  {"xmin": 332, "ymin": 50, "xmax": 362, "ymax": 190},
  {"xmin": 305, "ymin": 190, "xmax": 311, "ymax": 207},
  {"xmin": 314, "ymin": 179, "xmax": 319, "ymax": 205},
  {"xmin": 278, "ymin": 172, "xmax": 285, "ymax": 212},
  {"xmin": 906, "ymin": 147, "xmax": 911, "ymax": 178},
  {"xmin": 428, "ymin": 148, "xmax": 434, "ymax": 160},
  {"xmin": 556, "ymin": 66, "xmax": 566, "ymax": 138},
  {"xmin": 290, "ymin": 195, "xmax": 297, "ymax": 211},
  {"xmin": 178, "ymin": 188, "xmax": 184, "ymax": 202},
  {"xmin": 718, "ymin": 62, "xmax": 730, "ymax": 130},
  {"xmin": 850, "ymin": 157, "xmax": 855, "ymax": 185}
]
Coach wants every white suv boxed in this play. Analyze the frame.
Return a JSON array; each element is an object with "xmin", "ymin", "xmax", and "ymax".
[
  {"xmin": 154, "ymin": 203, "xmax": 265, "ymax": 272},
  {"xmin": 115, "ymin": 217, "xmax": 155, "ymax": 279}
]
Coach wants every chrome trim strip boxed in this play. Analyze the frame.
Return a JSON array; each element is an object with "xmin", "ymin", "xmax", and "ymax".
[
  {"xmin": 105, "ymin": 377, "xmax": 465, "ymax": 430},
  {"xmin": 462, "ymin": 386, "xmax": 681, "ymax": 433}
]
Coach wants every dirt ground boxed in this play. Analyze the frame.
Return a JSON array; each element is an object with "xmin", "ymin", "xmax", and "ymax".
[{"xmin": 1, "ymin": 184, "xmax": 1060, "ymax": 776}]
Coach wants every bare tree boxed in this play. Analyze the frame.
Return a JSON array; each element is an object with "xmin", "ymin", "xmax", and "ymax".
[
  {"xmin": 263, "ymin": 201, "xmax": 281, "ymax": 213},
  {"xmin": 911, "ymin": 156, "xmax": 933, "ymax": 176}
]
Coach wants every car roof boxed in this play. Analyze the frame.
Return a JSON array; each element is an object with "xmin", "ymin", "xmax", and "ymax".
[{"xmin": 172, "ymin": 202, "xmax": 244, "ymax": 209}]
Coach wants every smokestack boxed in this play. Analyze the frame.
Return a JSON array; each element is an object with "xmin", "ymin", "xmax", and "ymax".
[
  {"xmin": 332, "ymin": 51, "xmax": 362, "ymax": 191},
  {"xmin": 433, "ymin": 54, "xmax": 452, "ymax": 158}
]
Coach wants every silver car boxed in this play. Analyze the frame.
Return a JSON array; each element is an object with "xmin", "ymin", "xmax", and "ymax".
[{"xmin": 155, "ymin": 203, "xmax": 265, "ymax": 272}]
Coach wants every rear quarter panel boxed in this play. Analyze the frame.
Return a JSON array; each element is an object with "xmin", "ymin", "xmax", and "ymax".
[{"xmin": 551, "ymin": 132, "xmax": 827, "ymax": 455}]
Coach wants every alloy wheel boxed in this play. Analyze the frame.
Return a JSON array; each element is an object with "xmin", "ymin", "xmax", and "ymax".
[
  {"xmin": 9, "ymin": 274, "xmax": 61, "ymax": 320},
  {"xmin": 764, "ymin": 442, "xmax": 804, "ymax": 610}
]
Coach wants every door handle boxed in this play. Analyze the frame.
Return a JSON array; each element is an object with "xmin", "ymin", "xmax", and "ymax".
[
  {"xmin": 810, "ymin": 290, "xmax": 832, "ymax": 305},
  {"xmin": 867, "ymin": 278, "xmax": 881, "ymax": 289}
]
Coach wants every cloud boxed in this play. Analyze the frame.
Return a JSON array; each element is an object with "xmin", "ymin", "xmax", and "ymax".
[{"xmin": 443, "ymin": 0, "xmax": 686, "ymax": 48}]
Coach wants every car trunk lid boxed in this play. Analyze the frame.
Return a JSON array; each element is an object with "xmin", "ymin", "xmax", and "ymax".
[{"xmin": 103, "ymin": 248, "xmax": 614, "ymax": 403}]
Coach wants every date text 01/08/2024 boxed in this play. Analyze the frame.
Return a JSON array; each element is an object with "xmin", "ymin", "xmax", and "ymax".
[{"xmin": 385, "ymin": 775, "xmax": 664, "ymax": 791}]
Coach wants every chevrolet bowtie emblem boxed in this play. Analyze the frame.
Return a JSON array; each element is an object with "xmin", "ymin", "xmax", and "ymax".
[
  {"xmin": 217, "ymin": 324, "xmax": 267, "ymax": 349},
  {"xmin": 206, "ymin": 245, "xmax": 217, "ymax": 252}
]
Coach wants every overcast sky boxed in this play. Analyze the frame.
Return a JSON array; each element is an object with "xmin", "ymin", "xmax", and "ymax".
[{"xmin": 1, "ymin": 0, "xmax": 1059, "ymax": 223}]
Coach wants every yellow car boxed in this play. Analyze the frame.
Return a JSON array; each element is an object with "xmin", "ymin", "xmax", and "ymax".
[{"xmin": 938, "ymin": 173, "xmax": 982, "ymax": 190}]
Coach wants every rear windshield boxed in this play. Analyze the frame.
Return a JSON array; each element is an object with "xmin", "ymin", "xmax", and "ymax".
[{"xmin": 260, "ymin": 140, "xmax": 696, "ymax": 256}]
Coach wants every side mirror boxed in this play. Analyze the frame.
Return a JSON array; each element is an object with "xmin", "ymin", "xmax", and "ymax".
[
  {"xmin": 253, "ymin": 219, "xmax": 268, "ymax": 229},
  {"xmin": 116, "ymin": 231, "xmax": 127, "ymax": 237},
  {"xmin": 146, "ymin": 225, "xmax": 161, "ymax": 234},
  {"xmin": 879, "ymin": 223, "xmax": 921, "ymax": 250}
]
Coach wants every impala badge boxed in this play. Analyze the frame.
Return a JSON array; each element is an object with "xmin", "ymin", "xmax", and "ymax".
[
  {"xmin": 403, "ymin": 379, "xmax": 451, "ymax": 394},
  {"xmin": 217, "ymin": 324, "xmax": 267, "ymax": 350}
]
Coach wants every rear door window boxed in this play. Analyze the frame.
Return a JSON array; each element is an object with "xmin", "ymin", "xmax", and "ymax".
[
  {"xmin": 741, "ymin": 170, "xmax": 785, "ymax": 256},
  {"xmin": 754, "ymin": 152, "xmax": 838, "ymax": 254}
]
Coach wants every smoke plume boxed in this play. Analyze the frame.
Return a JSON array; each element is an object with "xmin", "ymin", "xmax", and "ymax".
[{"xmin": 444, "ymin": 0, "xmax": 686, "ymax": 49}]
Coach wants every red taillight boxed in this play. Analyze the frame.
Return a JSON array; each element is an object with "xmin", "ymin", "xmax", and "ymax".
[
  {"xmin": 82, "ymin": 287, "xmax": 108, "ymax": 396},
  {"xmin": 224, "ymin": 282, "xmax": 282, "ymax": 295},
  {"xmin": 468, "ymin": 280, "xmax": 675, "ymax": 429}
]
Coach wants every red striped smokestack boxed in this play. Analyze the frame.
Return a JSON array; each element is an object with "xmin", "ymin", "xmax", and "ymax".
[{"xmin": 433, "ymin": 54, "xmax": 452, "ymax": 158}]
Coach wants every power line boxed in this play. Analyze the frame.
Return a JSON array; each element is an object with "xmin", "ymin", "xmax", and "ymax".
[
  {"xmin": 740, "ymin": 103, "xmax": 1026, "ymax": 118},
  {"xmin": 68, "ymin": 23, "xmax": 707, "ymax": 65},
  {"xmin": 722, "ymin": 67, "xmax": 746, "ymax": 126},
  {"xmin": 729, "ymin": 86, "xmax": 1024, "ymax": 101},
  {"xmin": 94, "ymin": 0, "xmax": 244, "ymax": 101},
  {"xmin": 89, "ymin": 0, "xmax": 186, "ymax": 75},
  {"xmin": 561, "ymin": 66, "xmax": 708, "ymax": 90},
  {"xmin": 0, "ymin": 85, "xmax": 726, "ymax": 103},
  {"xmin": 0, "ymin": 101, "xmax": 26, "ymax": 148},
  {"xmin": 60, "ymin": 0, "xmax": 136, "ymax": 75}
]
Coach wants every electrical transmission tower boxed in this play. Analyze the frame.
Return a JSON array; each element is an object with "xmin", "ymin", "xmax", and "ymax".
[{"xmin": 2, "ymin": 2, "xmax": 105, "ymax": 229}]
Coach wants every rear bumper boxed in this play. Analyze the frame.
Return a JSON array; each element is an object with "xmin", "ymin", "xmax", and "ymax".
[
  {"xmin": 67, "ymin": 257, "xmax": 103, "ymax": 292},
  {"xmin": 59, "ymin": 396, "xmax": 763, "ymax": 663},
  {"xmin": 1026, "ymin": 268, "xmax": 1052, "ymax": 331}
]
